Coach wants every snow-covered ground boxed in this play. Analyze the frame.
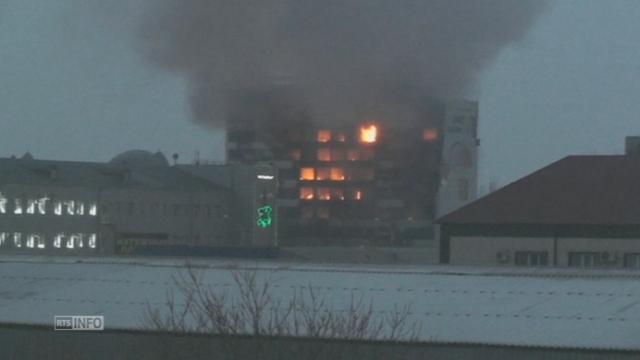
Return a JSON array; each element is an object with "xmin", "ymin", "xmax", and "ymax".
[{"xmin": 0, "ymin": 255, "xmax": 639, "ymax": 350}]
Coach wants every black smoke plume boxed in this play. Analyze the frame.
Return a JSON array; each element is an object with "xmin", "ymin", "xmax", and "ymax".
[{"xmin": 138, "ymin": 0, "xmax": 548, "ymax": 128}]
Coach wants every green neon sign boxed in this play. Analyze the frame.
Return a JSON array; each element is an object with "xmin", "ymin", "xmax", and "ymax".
[{"xmin": 257, "ymin": 205, "xmax": 273, "ymax": 228}]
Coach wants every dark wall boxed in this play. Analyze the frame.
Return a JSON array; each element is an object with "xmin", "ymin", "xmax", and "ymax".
[
  {"xmin": 439, "ymin": 223, "xmax": 640, "ymax": 263},
  {"xmin": 0, "ymin": 323, "xmax": 636, "ymax": 360}
]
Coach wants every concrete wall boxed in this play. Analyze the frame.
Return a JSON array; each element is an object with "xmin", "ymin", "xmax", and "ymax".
[
  {"xmin": 450, "ymin": 236, "xmax": 553, "ymax": 265},
  {"xmin": 450, "ymin": 235, "xmax": 640, "ymax": 267},
  {"xmin": 0, "ymin": 323, "xmax": 635, "ymax": 360},
  {"xmin": 102, "ymin": 187, "xmax": 231, "ymax": 247}
]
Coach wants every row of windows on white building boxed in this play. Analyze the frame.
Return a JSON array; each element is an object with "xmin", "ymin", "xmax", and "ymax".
[
  {"xmin": 0, "ymin": 232, "xmax": 97, "ymax": 249},
  {"xmin": 0, "ymin": 193, "xmax": 97, "ymax": 216}
]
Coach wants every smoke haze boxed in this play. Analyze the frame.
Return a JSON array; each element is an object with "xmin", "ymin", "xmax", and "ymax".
[{"xmin": 138, "ymin": 0, "xmax": 548, "ymax": 127}]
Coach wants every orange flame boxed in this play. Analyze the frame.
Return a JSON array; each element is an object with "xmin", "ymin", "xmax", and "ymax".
[
  {"xmin": 359, "ymin": 125, "xmax": 377, "ymax": 143},
  {"xmin": 299, "ymin": 187, "xmax": 314, "ymax": 200},
  {"xmin": 423, "ymin": 128, "xmax": 438, "ymax": 141}
]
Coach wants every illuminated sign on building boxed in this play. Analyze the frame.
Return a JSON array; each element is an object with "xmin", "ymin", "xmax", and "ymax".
[{"xmin": 256, "ymin": 205, "xmax": 273, "ymax": 228}]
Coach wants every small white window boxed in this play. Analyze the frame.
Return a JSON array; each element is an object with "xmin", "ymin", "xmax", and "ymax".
[
  {"xmin": 65, "ymin": 201, "xmax": 75, "ymax": 215},
  {"xmin": 26, "ymin": 235, "xmax": 35, "ymax": 248},
  {"xmin": 54, "ymin": 233, "xmax": 64, "ymax": 248},
  {"xmin": 76, "ymin": 234, "xmax": 84, "ymax": 248},
  {"xmin": 37, "ymin": 196, "xmax": 48, "ymax": 215},
  {"xmin": 0, "ymin": 192, "xmax": 7, "ymax": 214},
  {"xmin": 88, "ymin": 234, "xmax": 97, "ymax": 249},
  {"xmin": 26, "ymin": 200, "xmax": 36, "ymax": 214},
  {"xmin": 13, "ymin": 233, "xmax": 22, "ymax": 248},
  {"xmin": 66, "ymin": 234, "xmax": 76, "ymax": 249},
  {"xmin": 54, "ymin": 201, "xmax": 63, "ymax": 215},
  {"xmin": 14, "ymin": 199, "xmax": 23, "ymax": 214},
  {"xmin": 76, "ymin": 202, "xmax": 85, "ymax": 215},
  {"xmin": 0, "ymin": 233, "xmax": 7, "ymax": 246},
  {"xmin": 89, "ymin": 203, "xmax": 97, "ymax": 216},
  {"xmin": 36, "ymin": 234, "xmax": 45, "ymax": 249}
]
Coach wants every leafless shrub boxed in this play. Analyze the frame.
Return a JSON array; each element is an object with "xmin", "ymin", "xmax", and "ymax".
[{"xmin": 143, "ymin": 265, "xmax": 421, "ymax": 343}]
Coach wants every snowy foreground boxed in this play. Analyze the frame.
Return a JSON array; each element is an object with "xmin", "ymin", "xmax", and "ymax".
[{"xmin": 0, "ymin": 255, "xmax": 639, "ymax": 350}]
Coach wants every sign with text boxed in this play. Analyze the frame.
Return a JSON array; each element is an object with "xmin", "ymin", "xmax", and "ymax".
[{"xmin": 54, "ymin": 315, "xmax": 104, "ymax": 331}]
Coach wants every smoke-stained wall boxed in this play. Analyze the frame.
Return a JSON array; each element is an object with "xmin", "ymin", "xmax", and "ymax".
[{"xmin": 137, "ymin": 0, "xmax": 548, "ymax": 128}]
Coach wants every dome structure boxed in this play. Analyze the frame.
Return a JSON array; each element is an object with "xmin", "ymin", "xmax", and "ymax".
[{"xmin": 109, "ymin": 150, "xmax": 170, "ymax": 167}]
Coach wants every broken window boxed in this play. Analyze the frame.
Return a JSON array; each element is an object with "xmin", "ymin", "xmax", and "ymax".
[
  {"xmin": 422, "ymin": 128, "xmax": 439, "ymax": 141},
  {"xmin": 330, "ymin": 168, "xmax": 345, "ymax": 181},
  {"xmin": 360, "ymin": 147, "xmax": 375, "ymax": 160},
  {"xmin": 331, "ymin": 149, "xmax": 345, "ymax": 161},
  {"xmin": 335, "ymin": 132, "xmax": 346, "ymax": 142},
  {"xmin": 331, "ymin": 188, "xmax": 345, "ymax": 200},
  {"xmin": 300, "ymin": 168, "xmax": 315, "ymax": 180},
  {"xmin": 350, "ymin": 189, "xmax": 364, "ymax": 200},
  {"xmin": 316, "ymin": 206, "xmax": 330, "ymax": 219},
  {"xmin": 348, "ymin": 168, "xmax": 374, "ymax": 181},
  {"xmin": 301, "ymin": 207, "xmax": 314, "ymax": 219},
  {"xmin": 316, "ymin": 168, "xmax": 330, "ymax": 181},
  {"xmin": 317, "ymin": 148, "xmax": 331, "ymax": 161},
  {"xmin": 299, "ymin": 187, "xmax": 314, "ymax": 200},
  {"xmin": 317, "ymin": 130, "xmax": 331, "ymax": 143},
  {"xmin": 291, "ymin": 149, "xmax": 302, "ymax": 161},
  {"xmin": 347, "ymin": 150, "xmax": 360, "ymax": 161},
  {"xmin": 316, "ymin": 188, "xmax": 331, "ymax": 201}
]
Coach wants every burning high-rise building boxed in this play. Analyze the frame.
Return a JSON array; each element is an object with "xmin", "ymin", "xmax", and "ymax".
[
  {"xmin": 226, "ymin": 86, "xmax": 478, "ymax": 245},
  {"xmin": 132, "ymin": 0, "xmax": 546, "ymax": 245}
]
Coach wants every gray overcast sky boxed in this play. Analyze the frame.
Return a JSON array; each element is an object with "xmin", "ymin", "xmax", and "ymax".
[{"xmin": 1, "ymin": 0, "xmax": 639, "ymax": 189}]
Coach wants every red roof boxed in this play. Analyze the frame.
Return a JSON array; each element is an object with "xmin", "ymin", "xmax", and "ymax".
[{"xmin": 438, "ymin": 155, "xmax": 640, "ymax": 225}]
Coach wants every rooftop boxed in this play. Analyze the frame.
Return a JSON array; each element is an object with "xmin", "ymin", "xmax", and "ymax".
[
  {"xmin": 438, "ymin": 155, "xmax": 640, "ymax": 225},
  {"xmin": 0, "ymin": 152, "xmax": 227, "ymax": 192}
]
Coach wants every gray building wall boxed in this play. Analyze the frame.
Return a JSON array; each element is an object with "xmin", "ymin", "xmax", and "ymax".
[
  {"xmin": 100, "ymin": 187, "xmax": 232, "ymax": 251},
  {"xmin": 0, "ymin": 151, "xmax": 239, "ymax": 255},
  {"xmin": 449, "ymin": 235, "xmax": 640, "ymax": 268}
]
